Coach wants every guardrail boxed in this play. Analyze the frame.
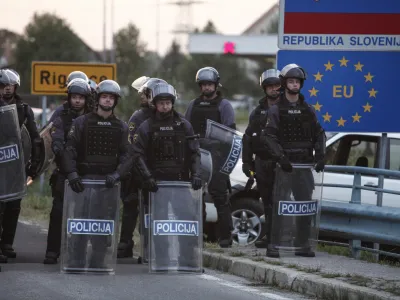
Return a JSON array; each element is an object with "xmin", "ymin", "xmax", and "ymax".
[{"xmin": 317, "ymin": 165, "xmax": 400, "ymax": 260}]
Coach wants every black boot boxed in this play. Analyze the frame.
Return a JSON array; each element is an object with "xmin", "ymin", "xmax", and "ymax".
[
  {"xmin": 117, "ymin": 241, "xmax": 134, "ymax": 258},
  {"xmin": 0, "ymin": 248, "xmax": 8, "ymax": 263},
  {"xmin": 43, "ymin": 251, "xmax": 59, "ymax": 264},
  {"xmin": 1, "ymin": 244, "xmax": 16, "ymax": 259}
]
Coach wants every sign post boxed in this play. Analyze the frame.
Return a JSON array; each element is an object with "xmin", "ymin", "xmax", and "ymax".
[{"xmin": 277, "ymin": 0, "xmax": 400, "ymax": 260}]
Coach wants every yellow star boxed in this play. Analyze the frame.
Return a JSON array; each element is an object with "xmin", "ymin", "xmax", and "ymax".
[
  {"xmin": 313, "ymin": 71, "xmax": 324, "ymax": 82},
  {"xmin": 313, "ymin": 101, "xmax": 323, "ymax": 111},
  {"xmin": 354, "ymin": 61, "xmax": 364, "ymax": 72},
  {"xmin": 368, "ymin": 88, "xmax": 378, "ymax": 98},
  {"xmin": 336, "ymin": 117, "xmax": 347, "ymax": 127},
  {"xmin": 364, "ymin": 72, "xmax": 374, "ymax": 83},
  {"xmin": 352, "ymin": 112, "xmax": 362, "ymax": 123},
  {"xmin": 363, "ymin": 102, "xmax": 373, "ymax": 112},
  {"xmin": 308, "ymin": 87, "xmax": 319, "ymax": 97},
  {"xmin": 324, "ymin": 61, "xmax": 334, "ymax": 71},
  {"xmin": 339, "ymin": 56, "xmax": 349, "ymax": 67},
  {"xmin": 322, "ymin": 112, "xmax": 332, "ymax": 123}
]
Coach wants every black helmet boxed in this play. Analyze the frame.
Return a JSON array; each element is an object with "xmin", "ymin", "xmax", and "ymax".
[
  {"xmin": 138, "ymin": 78, "xmax": 167, "ymax": 100},
  {"xmin": 280, "ymin": 64, "xmax": 307, "ymax": 88},
  {"xmin": 66, "ymin": 71, "xmax": 89, "ymax": 86},
  {"xmin": 151, "ymin": 83, "xmax": 177, "ymax": 105},
  {"xmin": 195, "ymin": 67, "xmax": 221, "ymax": 86},
  {"xmin": 67, "ymin": 78, "xmax": 91, "ymax": 96},
  {"xmin": 260, "ymin": 69, "xmax": 281, "ymax": 88}
]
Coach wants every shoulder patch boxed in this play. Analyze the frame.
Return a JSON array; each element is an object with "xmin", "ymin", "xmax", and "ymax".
[{"xmin": 128, "ymin": 122, "xmax": 135, "ymax": 131}]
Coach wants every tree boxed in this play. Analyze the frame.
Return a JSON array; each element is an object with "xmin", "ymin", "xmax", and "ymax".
[
  {"xmin": 14, "ymin": 13, "xmax": 90, "ymax": 93},
  {"xmin": 113, "ymin": 23, "xmax": 149, "ymax": 120},
  {"xmin": 266, "ymin": 17, "xmax": 279, "ymax": 34}
]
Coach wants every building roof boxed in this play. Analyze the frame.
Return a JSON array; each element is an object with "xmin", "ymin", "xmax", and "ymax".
[{"xmin": 242, "ymin": 2, "xmax": 279, "ymax": 34}]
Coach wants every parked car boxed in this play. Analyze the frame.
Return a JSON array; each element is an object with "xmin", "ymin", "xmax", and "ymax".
[{"xmin": 203, "ymin": 131, "xmax": 400, "ymax": 246}]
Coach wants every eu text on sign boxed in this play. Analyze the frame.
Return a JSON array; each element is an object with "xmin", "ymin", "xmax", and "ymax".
[{"xmin": 31, "ymin": 61, "xmax": 117, "ymax": 95}]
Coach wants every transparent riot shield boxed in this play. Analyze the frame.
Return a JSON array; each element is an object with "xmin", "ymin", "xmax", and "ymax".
[
  {"xmin": 268, "ymin": 164, "xmax": 323, "ymax": 257},
  {"xmin": 35, "ymin": 122, "xmax": 55, "ymax": 177},
  {"xmin": 149, "ymin": 181, "xmax": 203, "ymax": 273},
  {"xmin": 204, "ymin": 119, "xmax": 243, "ymax": 176},
  {"xmin": 138, "ymin": 189, "xmax": 150, "ymax": 264},
  {"xmin": 60, "ymin": 179, "xmax": 120, "ymax": 274},
  {"xmin": 199, "ymin": 148, "xmax": 213, "ymax": 185},
  {"xmin": 0, "ymin": 104, "xmax": 27, "ymax": 202},
  {"xmin": 21, "ymin": 125, "xmax": 31, "ymax": 167}
]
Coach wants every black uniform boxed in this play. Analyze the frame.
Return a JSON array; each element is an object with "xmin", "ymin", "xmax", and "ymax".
[
  {"xmin": 0, "ymin": 95, "xmax": 41, "ymax": 258},
  {"xmin": 44, "ymin": 103, "xmax": 86, "ymax": 261},
  {"xmin": 61, "ymin": 111, "xmax": 130, "ymax": 267},
  {"xmin": 185, "ymin": 91, "xmax": 236, "ymax": 246},
  {"xmin": 131, "ymin": 109, "xmax": 201, "ymax": 266},
  {"xmin": 262, "ymin": 94, "xmax": 325, "ymax": 254},
  {"xmin": 118, "ymin": 104, "xmax": 153, "ymax": 257}
]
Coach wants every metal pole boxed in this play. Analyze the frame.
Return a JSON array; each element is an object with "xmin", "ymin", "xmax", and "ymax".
[
  {"xmin": 40, "ymin": 96, "xmax": 47, "ymax": 193},
  {"xmin": 110, "ymin": 0, "xmax": 115, "ymax": 63},
  {"xmin": 103, "ymin": 0, "xmax": 107, "ymax": 63}
]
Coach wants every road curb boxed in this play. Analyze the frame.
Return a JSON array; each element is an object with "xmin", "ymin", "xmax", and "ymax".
[{"xmin": 203, "ymin": 251, "xmax": 399, "ymax": 300}]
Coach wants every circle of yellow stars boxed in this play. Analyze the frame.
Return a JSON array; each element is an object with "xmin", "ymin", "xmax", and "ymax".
[{"xmin": 308, "ymin": 56, "xmax": 377, "ymax": 127}]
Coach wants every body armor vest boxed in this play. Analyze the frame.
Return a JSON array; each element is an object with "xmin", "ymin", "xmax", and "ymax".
[
  {"xmin": 278, "ymin": 102, "xmax": 315, "ymax": 163},
  {"xmin": 250, "ymin": 101, "xmax": 269, "ymax": 155},
  {"xmin": 190, "ymin": 97, "xmax": 222, "ymax": 137},
  {"xmin": 148, "ymin": 117, "xmax": 189, "ymax": 181},
  {"xmin": 78, "ymin": 113, "xmax": 122, "ymax": 175}
]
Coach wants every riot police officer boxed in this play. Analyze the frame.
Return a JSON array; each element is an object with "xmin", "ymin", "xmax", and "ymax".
[
  {"xmin": 48, "ymin": 71, "xmax": 89, "ymax": 124},
  {"xmin": 61, "ymin": 79, "xmax": 130, "ymax": 268},
  {"xmin": 185, "ymin": 67, "xmax": 235, "ymax": 248},
  {"xmin": 0, "ymin": 69, "xmax": 42, "ymax": 259},
  {"xmin": 117, "ymin": 77, "xmax": 167, "ymax": 258},
  {"xmin": 241, "ymin": 69, "xmax": 281, "ymax": 249},
  {"xmin": 43, "ymin": 78, "xmax": 92, "ymax": 264},
  {"xmin": 261, "ymin": 64, "xmax": 326, "ymax": 257},
  {"xmin": 129, "ymin": 82, "xmax": 202, "ymax": 267}
]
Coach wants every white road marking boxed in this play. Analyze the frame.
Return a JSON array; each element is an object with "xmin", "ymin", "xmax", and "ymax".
[{"xmin": 200, "ymin": 274, "xmax": 293, "ymax": 300}]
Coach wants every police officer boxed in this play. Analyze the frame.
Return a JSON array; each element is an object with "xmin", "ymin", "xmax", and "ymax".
[
  {"xmin": 241, "ymin": 69, "xmax": 281, "ymax": 249},
  {"xmin": 61, "ymin": 79, "xmax": 130, "ymax": 268},
  {"xmin": 261, "ymin": 64, "xmax": 326, "ymax": 257},
  {"xmin": 43, "ymin": 78, "xmax": 92, "ymax": 264},
  {"xmin": 185, "ymin": 67, "xmax": 235, "ymax": 248},
  {"xmin": 129, "ymin": 82, "xmax": 202, "ymax": 266},
  {"xmin": 117, "ymin": 77, "xmax": 167, "ymax": 258},
  {"xmin": 48, "ymin": 71, "xmax": 89, "ymax": 124},
  {"xmin": 0, "ymin": 69, "xmax": 42, "ymax": 259}
]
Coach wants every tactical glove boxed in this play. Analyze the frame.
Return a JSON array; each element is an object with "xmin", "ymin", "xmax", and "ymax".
[
  {"xmin": 105, "ymin": 172, "xmax": 120, "ymax": 188},
  {"xmin": 191, "ymin": 175, "xmax": 202, "ymax": 190},
  {"xmin": 314, "ymin": 160, "xmax": 325, "ymax": 173},
  {"xmin": 242, "ymin": 162, "xmax": 254, "ymax": 178},
  {"xmin": 144, "ymin": 178, "xmax": 158, "ymax": 193},
  {"xmin": 68, "ymin": 172, "xmax": 85, "ymax": 193},
  {"xmin": 279, "ymin": 155, "xmax": 293, "ymax": 173}
]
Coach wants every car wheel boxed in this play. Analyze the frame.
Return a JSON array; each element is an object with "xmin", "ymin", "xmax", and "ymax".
[{"xmin": 231, "ymin": 197, "xmax": 265, "ymax": 246}]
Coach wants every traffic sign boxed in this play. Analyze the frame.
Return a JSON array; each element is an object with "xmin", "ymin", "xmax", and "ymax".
[
  {"xmin": 31, "ymin": 61, "xmax": 117, "ymax": 95},
  {"xmin": 278, "ymin": 0, "xmax": 400, "ymax": 51},
  {"xmin": 277, "ymin": 50, "xmax": 400, "ymax": 132}
]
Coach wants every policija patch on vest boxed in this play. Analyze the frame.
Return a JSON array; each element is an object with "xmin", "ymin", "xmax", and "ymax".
[{"xmin": 128, "ymin": 122, "xmax": 135, "ymax": 131}]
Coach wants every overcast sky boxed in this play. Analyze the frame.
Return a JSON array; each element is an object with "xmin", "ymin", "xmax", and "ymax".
[{"xmin": 1, "ymin": 0, "xmax": 276, "ymax": 55}]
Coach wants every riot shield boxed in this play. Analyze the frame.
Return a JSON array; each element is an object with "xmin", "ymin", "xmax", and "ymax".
[
  {"xmin": 204, "ymin": 119, "xmax": 243, "ymax": 176},
  {"xmin": 35, "ymin": 122, "xmax": 55, "ymax": 177},
  {"xmin": 138, "ymin": 190, "xmax": 150, "ymax": 264},
  {"xmin": 21, "ymin": 125, "xmax": 31, "ymax": 167},
  {"xmin": 268, "ymin": 164, "xmax": 323, "ymax": 256},
  {"xmin": 60, "ymin": 179, "xmax": 120, "ymax": 274},
  {"xmin": 149, "ymin": 181, "xmax": 203, "ymax": 273},
  {"xmin": 0, "ymin": 104, "xmax": 27, "ymax": 202},
  {"xmin": 199, "ymin": 148, "xmax": 213, "ymax": 185}
]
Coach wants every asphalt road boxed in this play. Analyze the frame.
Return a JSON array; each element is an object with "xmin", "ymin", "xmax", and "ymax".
[{"xmin": 0, "ymin": 221, "xmax": 313, "ymax": 300}]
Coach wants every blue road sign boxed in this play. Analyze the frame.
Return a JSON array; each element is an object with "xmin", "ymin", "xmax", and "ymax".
[{"xmin": 277, "ymin": 50, "xmax": 400, "ymax": 132}]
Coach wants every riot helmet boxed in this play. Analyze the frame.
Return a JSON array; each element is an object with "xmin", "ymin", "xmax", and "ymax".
[
  {"xmin": 2, "ymin": 69, "xmax": 20, "ymax": 99},
  {"xmin": 280, "ymin": 64, "xmax": 307, "ymax": 94},
  {"xmin": 131, "ymin": 76, "xmax": 150, "ymax": 91},
  {"xmin": 260, "ymin": 69, "xmax": 281, "ymax": 100},
  {"xmin": 88, "ymin": 79, "xmax": 98, "ymax": 99},
  {"xmin": 67, "ymin": 78, "xmax": 90, "ymax": 112},
  {"xmin": 66, "ymin": 71, "xmax": 89, "ymax": 86},
  {"xmin": 96, "ymin": 79, "xmax": 121, "ymax": 111},
  {"xmin": 0, "ymin": 69, "xmax": 11, "ymax": 86},
  {"xmin": 196, "ymin": 67, "xmax": 221, "ymax": 97},
  {"xmin": 151, "ymin": 83, "xmax": 177, "ymax": 105},
  {"xmin": 138, "ymin": 78, "xmax": 167, "ymax": 104}
]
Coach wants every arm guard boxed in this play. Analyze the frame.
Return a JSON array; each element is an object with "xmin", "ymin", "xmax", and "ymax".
[
  {"xmin": 242, "ymin": 134, "xmax": 253, "ymax": 164},
  {"xmin": 191, "ymin": 153, "xmax": 201, "ymax": 178},
  {"xmin": 314, "ymin": 131, "xmax": 326, "ymax": 161}
]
